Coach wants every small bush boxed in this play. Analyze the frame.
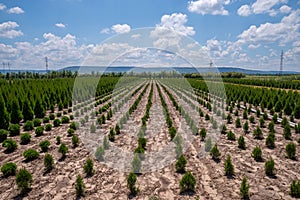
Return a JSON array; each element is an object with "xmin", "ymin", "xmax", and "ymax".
[
  {"xmin": 235, "ymin": 118, "xmax": 242, "ymax": 128},
  {"xmin": 20, "ymin": 133, "xmax": 31, "ymax": 145},
  {"xmin": 103, "ymin": 135, "xmax": 109, "ymax": 150},
  {"xmin": 70, "ymin": 115, "xmax": 74, "ymax": 120},
  {"xmin": 290, "ymin": 180, "xmax": 300, "ymax": 198},
  {"xmin": 243, "ymin": 121, "xmax": 249, "ymax": 133},
  {"xmin": 61, "ymin": 116, "xmax": 70, "ymax": 124},
  {"xmin": 16, "ymin": 168, "xmax": 32, "ymax": 193},
  {"xmin": 127, "ymin": 172, "xmax": 139, "ymax": 196},
  {"xmin": 70, "ymin": 122, "xmax": 79, "ymax": 130},
  {"xmin": 90, "ymin": 123, "xmax": 96, "ymax": 133},
  {"xmin": 205, "ymin": 137, "xmax": 212, "ymax": 152},
  {"xmin": 45, "ymin": 124, "xmax": 52, "ymax": 131},
  {"xmin": 44, "ymin": 153, "xmax": 54, "ymax": 171},
  {"xmin": 252, "ymin": 146, "xmax": 262, "ymax": 162},
  {"xmin": 224, "ymin": 155, "xmax": 234, "ymax": 177},
  {"xmin": 58, "ymin": 143, "xmax": 68, "ymax": 158},
  {"xmin": 53, "ymin": 119, "xmax": 61, "ymax": 127},
  {"xmin": 131, "ymin": 154, "xmax": 141, "ymax": 174},
  {"xmin": 39, "ymin": 140, "xmax": 50, "ymax": 152},
  {"xmin": 266, "ymin": 132, "xmax": 275, "ymax": 149},
  {"xmin": 95, "ymin": 146, "xmax": 105, "ymax": 161},
  {"xmin": 240, "ymin": 177, "xmax": 250, "ymax": 199},
  {"xmin": 286, "ymin": 143, "xmax": 296, "ymax": 159},
  {"xmin": 220, "ymin": 124, "xmax": 227, "ymax": 134},
  {"xmin": 23, "ymin": 149, "xmax": 39, "ymax": 161},
  {"xmin": 227, "ymin": 131, "xmax": 236, "ymax": 141},
  {"xmin": 75, "ymin": 175, "xmax": 85, "ymax": 197},
  {"xmin": 67, "ymin": 128, "xmax": 75, "ymax": 137},
  {"xmin": 249, "ymin": 116, "xmax": 255, "ymax": 124},
  {"xmin": 265, "ymin": 157, "xmax": 275, "ymax": 177},
  {"xmin": 268, "ymin": 121, "xmax": 275, "ymax": 133},
  {"xmin": 42, "ymin": 117, "xmax": 50, "ymax": 123},
  {"xmin": 49, "ymin": 113, "xmax": 55, "ymax": 120},
  {"xmin": 72, "ymin": 135, "xmax": 79, "ymax": 148},
  {"xmin": 259, "ymin": 117, "xmax": 265, "ymax": 128},
  {"xmin": 2, "ymin": 139, "xmax": 18, "ymax": 152},
  {"xmin": 138, "ymin": 137, "xmax": 147, "ymax": 149},
  {"xmin": 35, "ymin": 126, "xmax": 44, "ymax": 136},
  {"xmin": 8, "ymin": 124, "xmax": 20, "ymax": 136},
  {"xmin": 56, "ymin": 112, "xmax": 62, "ymax": 117},
  {"xmin": 1, "ymin": 162, "xmax": 17, "ymax": 177},
  {"xmin": 115, "ymin": 124, "xmax": 120, "ymax": 135},
  {"xmin": 179, "ymin": 172, "xmax": 196, "ymax": 193},
  {"xmin": 83, "ymin": 157, "xmax": 94, "ymax": 176},
  {"xmin": 284, "ymin": 124, "xmax": 292, "ymax": 140},
  {"xmin": 227, "ymin": 114, "xmax": 232, "ymax": 124},
  {"xmin": 210, "ymin": 144, "xmax": 221, "ymax": 160},
  {"xmin": 175, "ymin": 155, "xmax": 187, "ymax": 173},
  {"xmin": 0, "ymin": 129, "xmax": 8, "ymax": 142},
  {"xmin": 108, "ymin": 127, "xmax": 115, "ymax": 142},
  {"xmin": 253, "ymin": 127, "xmax": 263, "ymax": 140},
  {"xmin": 56, "ymin": 136, "xmax": 61, "ymax": 144},
  {"xmin": 33, "ymin": 118, "xmax": 41, "ymax": 127},
  {"xmin": 200, "ymin": 128, "xmax": 206, "ymax": 141},
  {"xmin": 238, "ymin": 136, "xmax": 246, "ymax": 149}
]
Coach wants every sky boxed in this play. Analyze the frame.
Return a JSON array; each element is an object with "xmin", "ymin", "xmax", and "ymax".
[{"xmin": 0, "ymin": 0, "xmax": 300, "ymax": 71}]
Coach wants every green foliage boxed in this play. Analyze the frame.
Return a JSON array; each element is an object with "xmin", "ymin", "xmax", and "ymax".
[
  {"xmin": 2, "ymin": 139, "xmax": 18, "ymax": 152},
  {"xmin": 131, "ymin": 154, "xmax": 141, "ymax": 174},
  {"xmin": 127, "ymin": 172, "xmax": 139, "ymax": 196},
  {"xmin": 227, "ymin": 114, "xmax": 232, "ymax": 124},
  {"xmin": 16, "ymin": 168, "xmax": 32, "ymax": 193},
  {"xmin": 44, "ymin": 153, "xmax": 54, "ymax": 171},
  {"xmin": 249, "ymin": 115, "xmax": 255, "ymax": 124},
  {"xmin": 75, "ymin": 175, "xmax": 85, "ymax": 197},
  {"xmin": 83, "ymin": 157, "xmax": 94, "ymax": 176},
  {"xmin": 108, "ymin": 127, "xmax": 115, "ymax": 142},
  {"xmin": 33, "ymin": 118, "xmax": 41, "ymax": 127},
  {"xmin": 235, "ymin": 118, "xmax": 242, "ymax": 128},
  {"xmin": 45, "ymin": 123, "xmax": 52, "ymax": 131},
  {"xmin": 58, "ymin": 143, "xmax": 68, "ymax": 158},
  {"xmin": 252, "ymin": 146, "xmax": 262, "ymax": 162},
  {"xmin": 90, "ymin": 122, "xmax": 96, "ymax": 133},
  {"xmin": 95, "ymin": 146, "xmax": 105, "ymax": 161},
  {"xmin": 0, "ymin": 129, "xmax": 8, "ymax": 142},
  {"xmin": 22, "ymin": 99, "xmax": 34, "ymax": 122},
  {"xmin": 227, "ymin": 131, "xmax": 236, "ymax": 141},
  {"xmin": 281, "ymin": 117, "xmax": 288, "ymax": 127},
  {"xmin": 72, "ymin": 135, "xmax": 79, "ymax": 148},
  {"xmin": 8, "ymin": 124, "xmax": 20, "ymax": 136},
  {"xmin": 103, "ymin": 135, "xmax": 109, "ymax": 150},
  {"xmin": 138, "ymin": 137, "xmax": 147, "ymax": 149},
  {"xmin": 1, "ymin": 162, "xmax": 17, "ymax": 177},
  {"xmin": 259, "ymin": 117, "xmax": 265, "ymax": 128},
  {"xmin": 39, "ymin": 140, "xmax": 50, "ymax": 152},
  {"xmin": 205, "ymin": 114, "xmax": 210, "ymax": 121},
  {"xmin": 266, "ymin": 132, "xmax": 275, "ymax": 149},
  {"xmin": 240, "ymin": 177, "xmax": 250, "ymax": 199},
  {"xmin": 179, "ymin": 172, "xmax": 196, "ymax": 193},
  {"xmin": 283, "ymin": 124, "xmax": 292, "ymax": 140},
  {"xmin": 175, "ymin": 155, "xmax": 187, "ymax": 173},
  {"xmin": 220, "ymin": 124, "xmax": 227, "ymax": 134},
  {"xmin": 295, "ymin": 105, "xmax": 300, "ymax": 119},
  {"xmin": 35, "ymin": 126, "xmax": 44, "ymax": 136},
  {"xmin": 265, "ymin": 157, "xmax": 275, "ymax": 177},
  {"xmin": 23, "ymin": 149, "xmax": 39, "ymax": 161},
  {"xmin": 53, "ymin": 119, "xmax": 61, "ymax": 127},
  {"xmin": 67, "ymin": 128, "xmax": 75, "ymax": 137},
  {"xmin": 56, "ymin": 136, "xmax": 61, "ymax": 144},
  {"xmin": 243, "ymin": 109, "xmax": 248, "ymax": 119},
  {"xmin": 286, "ymin": 143, "xmax": 296, "ymax": 159},
  {"xmin": 169, "ymin": 126, "xmax": 176, "ymax": 140},
  {"xmin": 115, "ymin": 124, "xmax": 120, "ymax": 135},
  {"xmin": 210, "ymin": 144, "xmax": 221, "ymax": 160},
  {"xmin": 290, "ymin": 180, "xmax": 300, "ymax": 198},
  {"xmin": 205, "ymin": 137, "xmax": 212, "ymax": 152},
  {"xmin": 42, "ymin": 117, "xmax": 50, "ymax": 123},
  {"xmin": 49, "ymin": 113, "xmax": 55, "ymax": 120},
  {"xmin": 243, "ymin": 121, "xmax": 249, "ymax": 133},
  {"xmin": 268, "ymin": 121, "xmax": 275, "ymax": 133},
  {"xmin": 61, "ymin": 116, "xmax": 70, "ymax": 124},
  {"xmin": 176, "ymin": 143, "xmax": 183, "ymax": 158},
  {"xmin": 10, "ymin": 99, "xmax": 23, "ymax": 124},
  {"xmin": 253, "ymin": 127, "xmax": 263, "ymax": 140},
  {"xmin": 272, "ymin": 114, "xmax": 278, "ymax": 124},
  {"xmin": 200, "ymin": 128, "xmax": 206, "ymax": 141},
  {"xmin": 224, "ymin": 155, "xmax": 234, "ymax": 177},
  {"xmin": 34, "ymin": 99, "xmax": 45, "ymax": 118},
  {"xmin": 70, "ymin": 122, "xmax": 79, "ymax": 130},
  {"xmin": 238, "ymin": 135, "xmax": 246, "ymax": 149},
  {"xmin": 0, "ymin": 96, "xmax": 10, "ymax": 130}
]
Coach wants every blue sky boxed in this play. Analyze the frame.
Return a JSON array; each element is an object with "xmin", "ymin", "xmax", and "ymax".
[{"xmin": 0, "ymin": 0, "xmax": 299, "ymax": 71}]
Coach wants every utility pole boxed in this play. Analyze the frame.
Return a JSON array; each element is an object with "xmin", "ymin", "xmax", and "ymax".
[
  {"xmin": 280, "ymin": 50, "xmax": 283, "ymax": 76},
  {"xmin": 45, "ymin": 56, "xmax": 49, "ymax": 72}
]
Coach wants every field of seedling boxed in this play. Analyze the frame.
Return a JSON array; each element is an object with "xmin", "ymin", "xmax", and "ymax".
[{"xmin": 0, "ymin": 72, "xmax": 300, "ymax": 199}]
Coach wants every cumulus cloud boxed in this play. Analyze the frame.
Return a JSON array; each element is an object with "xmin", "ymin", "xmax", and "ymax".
[
  {"xmin": 111, "ymin": 24, "xmax": 131, "ymax": 34},
  {"xmin": 0, "ymin": 3, "xmax": 6, "ymax": 10},
  {"xmin": 188, "ymin": 0, "xmax": 230, "ymax": 15},
  {"xmin": 7, "ymin": 6, "xmax": 24, "ymax": 14},
  {"xmin": 0, "ymin": 21, "xmax": 23, "ymax": 38},
  {"xmin": 100, "ymin": 28, "xmax": 110, "ymax": 34},
  {"xmin": 280, "ymin": 5, "xmax": 292, "ymax": 13},
  {"xmin": 159, "ymin": 13, "xmax": 195, "ymax": 36},
  {"xmin": 248, "ymin": 44, "xmax": 261, "ymax": 49},
  {"xmin": 55, "ymin": 23, "xmax": 66, "ymax": 28},
  {"xmin": 237, "ymin": 5, "xmax": 251, "ymax": 16}
]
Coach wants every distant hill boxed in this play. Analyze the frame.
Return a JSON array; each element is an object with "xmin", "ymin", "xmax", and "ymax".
[{"xmin": 1, "ymin": 66, "xmax": 299, "ymax": 75}]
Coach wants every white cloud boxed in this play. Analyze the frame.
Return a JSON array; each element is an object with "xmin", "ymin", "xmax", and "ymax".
[
  {"xmin": 111, "ymin": 24, "xmax": 131, "ymax": 34},
  {"xmin": 158, "ymin": 13, "xmax": 195, "ymax": 36},
  {"xmin": 280, "ymin": 5, "xmax": 291, "ymax": 13},
  {"xmin": 0, "ymin": 3, "xmax": 6, "ymax": 10},
  {"xmin": 251, "ymin": 0, "xmax": 287, "ymax": 15},
  {"xmin": 237, "ymin": 5, "xmax": 251, "ymax": 16},
  {"xmin": 188, "ymin": 0, "xmax": 230, "ymax": 15},
  {"xmin": 248, "ymin": 44, "xmax": 261, "ymax": 49},
  {"xmin": 55, "ymin": 23, "xmax": 66, "ymax": 28},
  {"xmin": 0, "ymin": 21, "xmax": 23, "ymax": 38},
  {"xmin": 7, "ymin": 6, "xmax": 24, "ymax": 14},
  {"xmin": 100, "ymin": 28, "xmax": 110, "ymax": 34},
  {"xmin": 131, "ymin": 34, "xmax": 141, "ymax": 39}
]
